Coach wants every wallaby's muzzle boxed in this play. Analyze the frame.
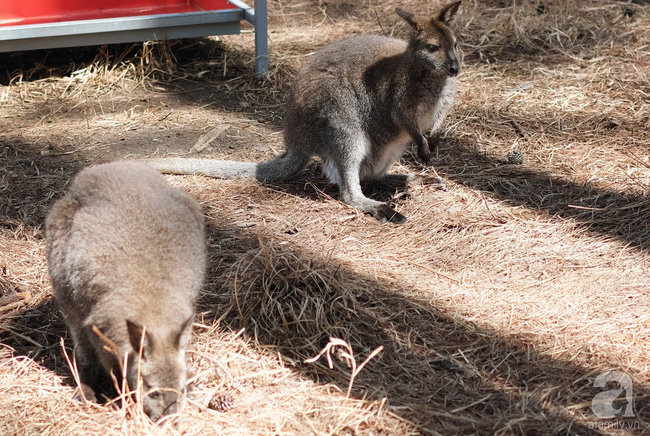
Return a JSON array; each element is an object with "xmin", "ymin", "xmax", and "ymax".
[
  {"xmin": 449, "ymin": 60, "xmax": 460, "ymax": 76},
  {"xmin": 447, "ymin": 50, "xmax": 460, "ymax": 76}
]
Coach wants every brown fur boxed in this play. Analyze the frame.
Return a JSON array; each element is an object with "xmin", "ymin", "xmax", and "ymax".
[
  {"xmin": 45, "ymin": 161, "xmax": 207, "ymax": 422},
  {"xmin": 147, "ymin": 2, "xmax": 463, "ymax": 224}
]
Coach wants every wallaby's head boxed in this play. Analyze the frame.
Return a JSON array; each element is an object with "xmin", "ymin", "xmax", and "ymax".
[
  {"xmin": 126, "ymin": 316, "xmax": 193, "ymax": 423},
  {"xmin": 396, "ymin": 1, "xmax": 462, "ymax": 76}
]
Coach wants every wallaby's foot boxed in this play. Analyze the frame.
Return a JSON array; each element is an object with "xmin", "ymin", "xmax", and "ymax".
[
  {"xmin": 342, "ymin": 191, "xmax": 407, "ymax": 223},
  {"xmin": 371, "ymin": 204, "xmax": 407, "ymax": 224},
  {"xmin": 418, "ymin": 148, "xmax": 433, "ymax": 166},
  {"xmin": 401, "ymin": 173, "xmax": 427, "ymax": 186},
  {"xmin": 340, "ymin": 183, "xmax": 407, "ymax": 223},
  {"xmin": 424, "ymin": 176, "xmax": 448, "ymax": 191},
  {"xmin": 73, "ymin": 383, "xmax": 97, "ymax": 403}
]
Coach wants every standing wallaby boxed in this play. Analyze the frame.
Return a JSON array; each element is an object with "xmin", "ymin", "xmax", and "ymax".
[
  {"xmin": 45, "ymin": 161, "xmax": 207, "ymax": 422},
  {"xmin": 149, "ymin": 1, "xmax": 462, "ymax": 223}
]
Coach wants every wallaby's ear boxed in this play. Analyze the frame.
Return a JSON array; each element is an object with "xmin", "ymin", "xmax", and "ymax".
[
  {"xmin": 438, "ymin": 1, "xmax": 462, "ymax": 25},
  {"xmin": 127, "ymin": 319, "xmax": 152, "ymax": 358},
  {"xmin": 174, "ymin": 314, "xmax": 194, "ymax": 350},
  {"xmin": 396, "ymin": 7, "xmax": 421, "ymax": 32}
]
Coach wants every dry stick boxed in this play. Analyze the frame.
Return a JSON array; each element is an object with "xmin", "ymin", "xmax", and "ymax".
[
  {"xmin": 406, "ymin": 261, "xmax": 460, "ymax": 284},
  {"xmin": 306, "ymin": 337, "xmax": 384, "ymax": 398},
  {"xmin": 374, "ymin": 7, "xmax": 387, "ymax": 36},
  {"xmin": 191, "ymin": 124, "xmax": 231, "ymax": 153},
  {"xmin": 59, "ymin": 338, "xmax": 88, "ymax": 402},
  {"xmin": 119, "ymin": 353, "xmax": 132, "ymax": 418},
  {"xmin": 134, "ymin": 325, "xmax": 146, "ymax": 416},
  {"xmin": 92, "ymin": 325, "xmax": 122, "ymax": 372},
  {"xmin": 0, "ymin": 300, "xmax": 23, "ymax": 315},
  {"xmin": 509, "ymin": 120, "xmax": 525, "ymax": 137},
  {"xmin": 450, "ymin": 394, "xmax": 492, "ymax": 413},
  {"xmin": 157, "ymin": 109, "xmax": 174, "ymax": 122},
  {"xmin": 92, "ymin": 324, "xmax": 139, "ymax": 417}
]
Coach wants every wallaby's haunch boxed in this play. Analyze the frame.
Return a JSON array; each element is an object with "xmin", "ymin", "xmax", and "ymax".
[
  {"xmin": 45, "ymin": 161, "xmax": 207, "ymax": 422},
  {"xmin": 149, "ymin": 1, "xmax": 462, "ymax": 223}
]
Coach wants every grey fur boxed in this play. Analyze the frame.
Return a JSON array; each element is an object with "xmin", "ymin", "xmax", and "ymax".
[
  {"xmin": 45, "ymin": 161, "xmax": 207, "ymax": 422},
  {"xmin": 148, "ymin": 1, "xmax": 463, "ymax": 223}
]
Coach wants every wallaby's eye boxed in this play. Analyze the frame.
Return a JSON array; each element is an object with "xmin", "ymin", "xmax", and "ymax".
[
  {"xmin": 148, "ymin": 390, "xmax": 162, "ymax": 399},
  {"xmin": 426, "ymin": 44, "xmax": 440, "ymax": 52}
]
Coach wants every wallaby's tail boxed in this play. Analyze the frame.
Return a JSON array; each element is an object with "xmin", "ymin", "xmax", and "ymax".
[
  {"xmin": 148, "ymin": 158, "xmax": 257, "ymax": 179},
  {"xmin": 147, "ymin": 150, "xmax": 310, "ymax": 183}
]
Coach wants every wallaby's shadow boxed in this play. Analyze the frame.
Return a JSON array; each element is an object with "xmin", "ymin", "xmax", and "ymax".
[
  {"xmin": 0, "ymin": 140, "xmax": 78, "ymax": 227},
  {"xmin": 429, "ymin": 135, "xmax": 650, "ymax": 251},
  {"xmin": 0, "ymin": 141, "xmax": 76, "ymax": 383},
  {"xmin": 1, "ymin": 296, "xmax": 73, "ymax": 383},
  {"xmin": 199, "ymin": 219, "xmax": 648, "ymax": 434},
  {"xmin": 262, "ymin": 164, "xmax": 419, "ymax": 207}
]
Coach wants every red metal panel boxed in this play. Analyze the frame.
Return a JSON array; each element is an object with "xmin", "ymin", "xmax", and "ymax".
[{"xmin": 0, "ymin": 0, "xmax": 234, "ymax": 27}]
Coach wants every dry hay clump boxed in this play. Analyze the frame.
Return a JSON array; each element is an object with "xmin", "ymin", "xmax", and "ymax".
[
  {"xmin": 0, "ymin": 35, "xmax": 290, "ymax": 111},
  {"xmin": 214, "ymin": 236, "xmax": 384, "ymax": 361},
  {"xmin": 0, "ymin": 38, "xmax": 242, "ymax": 84},
  {"xmin": 454, "ymin": 0, "xmax": 645, "ymax": 61}
]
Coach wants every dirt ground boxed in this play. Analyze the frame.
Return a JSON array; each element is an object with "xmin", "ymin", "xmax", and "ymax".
[{"xmin": 1, "ymin": 0, "xmax": 650, "ymax": 434}]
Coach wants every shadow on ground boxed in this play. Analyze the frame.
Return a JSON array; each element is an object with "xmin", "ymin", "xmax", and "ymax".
[
  {"xmin": 0, "ymin": 39, "xmax": 288, "ymax": 129},
  {"xmin": 428, "ymin": 136, "xmax": 650, "ymax": 251},
  {"xmin": 199, "ymin": 219, "xmax": 648, "ymax": 435},
  {"xmin": 3, "ymin": 216, "xmax": 646, "ymax": 435},
  {"xmin": 0, "ymin": 135, "xmax": 647, "ymax": 434}
]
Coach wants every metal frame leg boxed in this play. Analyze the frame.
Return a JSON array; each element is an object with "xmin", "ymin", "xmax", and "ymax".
[{"xmin": 254, "ymin": 0, "xmax": 268, "ymax": 75}]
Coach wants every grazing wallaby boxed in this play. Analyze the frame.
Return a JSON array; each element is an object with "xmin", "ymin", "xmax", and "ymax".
[
  {"xmin": 45, "ymin": 161, "xmax": 207, "ymax": 422},
  {"xmin": 149, "ymin": 1, "xmax": 462, "ymax": 223}
]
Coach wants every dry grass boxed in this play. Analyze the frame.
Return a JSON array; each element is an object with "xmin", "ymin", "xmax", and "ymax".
[{"xmin": 1, "ymin": 0, "xmax": 650, "ymax": 434}]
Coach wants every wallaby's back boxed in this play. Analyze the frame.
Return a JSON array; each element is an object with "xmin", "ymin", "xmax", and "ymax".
[
  {"xmin": 285, "ymin": 34, "xmax": 407, "ymax": 152},
  {"xmin": 46, "ymin": 161, "xmax": 206, "ymax": 421}
]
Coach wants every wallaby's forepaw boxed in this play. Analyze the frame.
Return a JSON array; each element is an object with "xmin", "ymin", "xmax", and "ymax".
[
  {"xmin": 418, "ymin": 135, "xmax": 441, "ymax": 165},
  {"xmin": 417, "ymin": 150, "xmax": 433, "ymax": 166},
  {"xmin": 372, "ymin": 204, "xmax": 407, "ymax": 224},
  {"xmin": 427, "ymin": 134, "xmax": 441, "ymax": 152},
  {"xmin": 424, "ymin": 176, "xmax": 448, "ymax": 191},
  {"xmin": 185, "ymin": 381, "xmax": 196, "ymax": 400}
]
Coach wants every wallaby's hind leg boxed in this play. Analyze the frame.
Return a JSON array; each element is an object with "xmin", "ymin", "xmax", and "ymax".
[{"xmin": 330, "ymin": 137, "xmax": 407, "ymax": 224}]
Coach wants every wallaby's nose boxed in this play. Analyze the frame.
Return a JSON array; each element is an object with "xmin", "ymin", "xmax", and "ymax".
[{"xmin": 449, "ymin": 62, "xmax": 460, "ymax": 76}]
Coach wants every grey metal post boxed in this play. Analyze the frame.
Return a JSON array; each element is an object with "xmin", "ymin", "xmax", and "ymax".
[{"xmin": 253, "ymin": 0, "xmax": 268, "ymax": 75}]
